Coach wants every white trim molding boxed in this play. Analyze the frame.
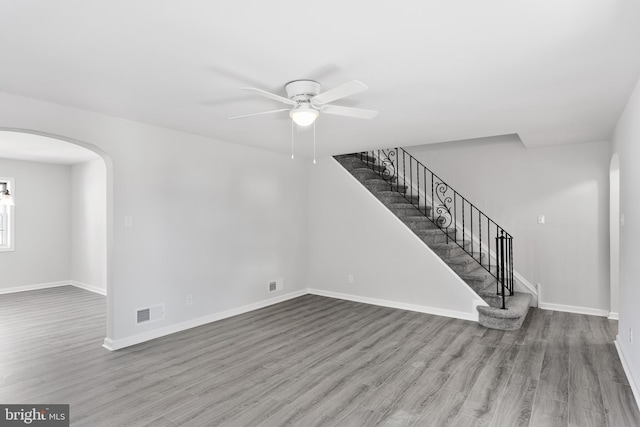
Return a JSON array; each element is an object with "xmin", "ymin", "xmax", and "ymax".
[
  {"xmin": 608, "ymin": 312, "xmax": 620, "ymax": 320},
  {"xmin": 308, "ymin": 288, "xmax": 480, "ymax": 322},
  {"xmin": 0, "ymin": 280, "xmax": 107, "ymax": 296},
  {"xmin": 0, "ymin": 280, "xmax": 71, "ymax": 294},
  {"xmin": 538, "ymin": 301, "xmax": 609, "ymax": 317},
  {"xmin": 103, "ymin": 286, "xmax": 487, "ymax": 351},
  {"xmin": 615, "ymin": 338, "xmax": 640, "ymax": 409},
  {"xmin": 103, "ymin": 289, "xmax": 308, "ymax": 351},
  {"xmin": 70, "ymin": 280, "xmax": 107, "ymax": 296}
]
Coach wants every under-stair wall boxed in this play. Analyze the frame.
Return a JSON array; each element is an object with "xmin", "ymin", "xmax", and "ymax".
[{"xmin": 307, "ymin": 157, "xmax": 486, "ymax": 321}]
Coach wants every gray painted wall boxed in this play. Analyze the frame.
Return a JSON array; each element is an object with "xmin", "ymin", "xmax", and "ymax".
[
  {"xmin": 0, "ymin": 158, "xmax": 71, "ymax": 290},
  {"xmin": 611, "ymin": 75, "xmax": 640, "ymax": 401},
  {"xmin": 70, "ymin": 159, "xmax": 107, "ymax": 292},
  {"xmin": 406, "ymin": 136, "xmax": 610, "ymax": 313},
  {"xmin": 0, "ymin": 92, "xmax": 310, "ymax": 345},
  {"xmin": 307, "ymin": 158, "xmax": 485, "ymax": 319}
]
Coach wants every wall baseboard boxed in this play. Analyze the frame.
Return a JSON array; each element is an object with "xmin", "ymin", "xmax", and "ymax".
[
  {"xmin": 103, "ymin": 289, "xmax": 308, "ymax": 351},
  {"xmin": 70, "ymin": 280, "xmax": 107, "ymax": 296},
  {"xmin": 308, "ymin": 288, "xmax": 479, "ymax": 322},
  {"xmin": 615, "ymin": 338, "xmax": 640, "ymax": 410},
  {"xmin": 538, "ymin": 301, "xmax": 609, "ymax": 317},
  {"xmin": 608, "ymin": 312, "xmax": 619, "ymax": 320},
  {"xmin": 103, "ymin": 287, "xmax": 483, "ymax": 351},
  {"xmin": 0, "ymin": 280, "xmax": 107, "ymax": 296},
  {"xmin": 0, "ymin": 280, "xmax": 71, "ymax": 294}
]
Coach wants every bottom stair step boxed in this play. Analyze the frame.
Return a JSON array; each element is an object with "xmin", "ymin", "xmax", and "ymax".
[{"xmin": 477, "ymin": 292, "xmax": 532, "ymax": 330}]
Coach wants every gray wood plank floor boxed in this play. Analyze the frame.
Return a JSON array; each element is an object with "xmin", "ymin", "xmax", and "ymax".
[{"xmin": 1, "ymin": 286, "xmax": 639, "ymax": 426}]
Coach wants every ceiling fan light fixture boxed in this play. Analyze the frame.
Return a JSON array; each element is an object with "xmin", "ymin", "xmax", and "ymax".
[{"xmin": 290, "ymin": 105, "xmax": 319, "ymax": 127}]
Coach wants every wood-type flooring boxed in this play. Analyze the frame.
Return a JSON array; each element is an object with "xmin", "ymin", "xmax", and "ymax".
[{"xmin": 1, "ymin": 286, "xmax": 639, "ymax": 426}]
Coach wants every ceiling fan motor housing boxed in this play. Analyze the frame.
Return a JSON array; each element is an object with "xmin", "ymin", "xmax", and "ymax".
[{"xmin": 285, "ymin": 80, "xmax": 321, "ymax": 103}]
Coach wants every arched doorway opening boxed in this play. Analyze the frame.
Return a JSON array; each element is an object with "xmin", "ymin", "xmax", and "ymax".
[
  {"xmin": 610, "ymin": 153, "xmax": 620, "ymax": 319},
  {"xmin": 0, "ymin": 128, "xmax": 113, "ymax": 341}
]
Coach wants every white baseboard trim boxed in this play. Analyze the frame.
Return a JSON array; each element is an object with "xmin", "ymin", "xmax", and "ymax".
[
  {"xmin": 0, "ymin": 280, "xmax": 71, "ymax": 294},
  {"xmin": 608, "ymin": 312, "xmax": 620, "ymax": 320},
  {"xmin": 615, "ymin": 338, "xmax": 640, "ymax": 409},
  {"xmin": 308, "ymin": 288, "xmax": 479, "ymax": 322},
  {"xmin": 70, "ymin": 280, "xmax": 107, "ymax": 296},
  {"xmin": 538, "ymin": 301, "xmax": 609, "ymax": 317},
  {"xmin": 103, "ymin": 289, "xmax": 308, "ymax": 351}
]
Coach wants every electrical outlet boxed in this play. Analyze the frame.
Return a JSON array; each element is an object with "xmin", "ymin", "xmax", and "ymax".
[
  {"xmin": 537, "ymin": 215, "xmax": 545, "ymax": 224},
  {"xmin": 186, "ymin": 294, "xmax": 193, "ymax": 305},
  {"xmin": 348, "ymin": 274, "xmax": 354, "ymax": 284},
  {"xmin": 124, "ymin": 215, "xmax": 133, "ymax": 228}
]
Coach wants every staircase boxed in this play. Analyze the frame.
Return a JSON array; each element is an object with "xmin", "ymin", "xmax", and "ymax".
[{"xmin": 335, "ymin": 150, "xmax": 531, "ymax": 330}]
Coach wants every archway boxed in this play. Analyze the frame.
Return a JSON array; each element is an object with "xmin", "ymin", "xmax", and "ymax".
[
  {"xmin": 610, "ymin": 153, "xmax": 620, "ymax": 319},
  {"xmin": 0, "ymin": 128, "xmax": 113, "ymax": 341}
]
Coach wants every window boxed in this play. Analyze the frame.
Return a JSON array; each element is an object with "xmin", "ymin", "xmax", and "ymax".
[{"xmin": 0, "ymin": 178, "xmax": 14, "ymax": 251}]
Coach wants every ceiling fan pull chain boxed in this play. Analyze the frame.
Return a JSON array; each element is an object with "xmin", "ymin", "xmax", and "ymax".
[
  {"xmin": 313, "ymin": 122, "xmax": 317, "ymax": 164},
  {"xmin": 291, "ymin": 119, "xmax": 294, "ymax": 160}
]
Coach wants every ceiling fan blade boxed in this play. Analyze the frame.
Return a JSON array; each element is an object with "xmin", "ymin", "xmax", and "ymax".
[
  {"xmin": 229, "ymin": 109, "xmax": 290, "ymax": 120},
  {"xmin": 241, "ymin": 87, "xmax": 296, "ymax": 105},
  {"xmin": 321, "ymin": 105, "xmax": 378, "ymax": 119},
  {"xmin": 312, "ymin": 80, "xmax": 368, "ymax": 105}
]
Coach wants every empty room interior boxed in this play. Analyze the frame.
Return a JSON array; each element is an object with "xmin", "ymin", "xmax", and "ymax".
[{"xmin": 2, "ymin": 1, "xmax": 640, "ymax": 426}]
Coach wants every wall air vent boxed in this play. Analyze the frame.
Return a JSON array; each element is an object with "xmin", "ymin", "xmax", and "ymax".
[
  {"xmin": 268, "ymin": 281, "xmax": 277, "ymax": 293},
  {"xmin": 268, "ymin": 278, "xmax": 283, "ymax": 293},
  {"xmin": 136, "ymin": 304, "xmax": 164, "ymax": 325},
  {"xmin": 137, "ymin": 308, "xmax": 150, "ymax": 324}
]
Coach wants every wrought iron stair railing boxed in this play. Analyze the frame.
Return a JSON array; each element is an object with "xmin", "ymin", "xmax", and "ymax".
[{"xmin": 355, "ymin": 148, "xmax": 514, "ymax": 309}]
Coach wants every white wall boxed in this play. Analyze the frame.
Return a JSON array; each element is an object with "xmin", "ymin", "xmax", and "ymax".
[
  {"xmin": 307, "ymin": 158, "xmax": 485, "ymax": 319},
  {"xmin": 611, "ymin": 75, "xmax": 640, "ymax": 401},
  {"xmin": 406, "ymin": 136, "xmax": 610, "ymax": 314},
  {"xmin": 71, "ymin": 159, "xmax": 107, "ymax": 293},
  {"xmin": 0, "ymin": 92, "xmax": 309, "ymax": 348},
  {"xmin": 0, "ymin": 158, "xmax": 71, "ymax": 290}
]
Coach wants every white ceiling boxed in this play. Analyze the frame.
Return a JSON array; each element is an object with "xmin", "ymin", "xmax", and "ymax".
[{"xmin": 1, "ymin": 0, "xmax": 639, "ymax": 159}]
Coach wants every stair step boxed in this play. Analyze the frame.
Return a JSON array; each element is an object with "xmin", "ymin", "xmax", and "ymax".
[
  {"xmin": 389, "ymin": 202, "xmax": 431, "ymax": 214},
  {"xmin": 414, "ymin": 227, "xmax": 454, "ymax": 245},
  {"xmin": 461, "ymin": 271, "xmax": 495, "ymax": 289},
  {"xmin": 477, "ymin": 292, "xmax": 532, "ymax": 330},
  {"xmin": 364, "ymin": 179, "xmax": 407, "ymax": 193},
  {"xmin": 376, "ymin": 191, "xmax": 419, "ymax": 205},
  {"xmin": 335, "ymin": 153, "xmax": 376, "ymax": 163},
  {"xmin": 389, "ymin": 204, "xmax": 426, "ymax": 219},
  {"xmin": 351, "ymin": 168, "xmax": 384, "ymax": 181},
  {"xmin": 357, "ymin": 153, "xmax": 377, "ymax": 163},
  {"xmin": 446, "ymin": 253, "xmax": 486, "ymax": 274},
  {"xmin": 400, "ymin": 216, "xmax": 439, "ymax": 232},
  {"xmin": 336, "ymin": 157, "xmax": 387, "ymax": 174},
  {"xmin": 430, "ymin": 241, "xmax": 470, "ymax": 258}
]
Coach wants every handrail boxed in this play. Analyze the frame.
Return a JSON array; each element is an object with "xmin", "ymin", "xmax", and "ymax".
[{"xmin": 355, "ymin": 148, "xmax": 514, "ymax": 308}]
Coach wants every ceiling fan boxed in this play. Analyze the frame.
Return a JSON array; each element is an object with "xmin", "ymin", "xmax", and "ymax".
[{"xmin": 229, "ymin": 80, "xmax": 378, "ymax": 126}]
